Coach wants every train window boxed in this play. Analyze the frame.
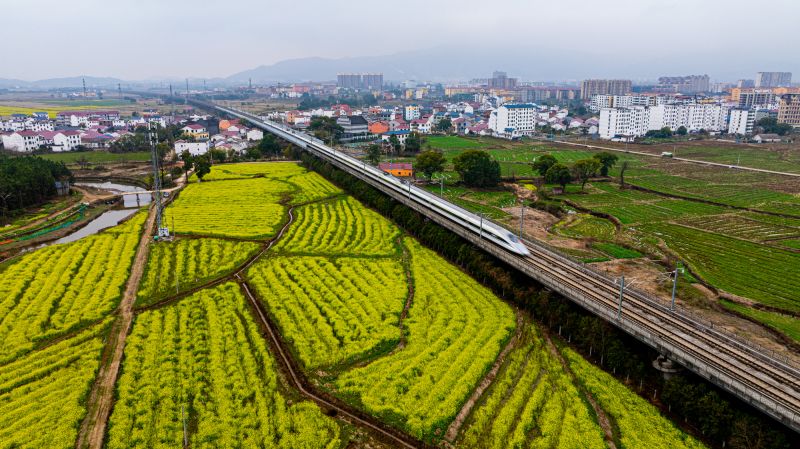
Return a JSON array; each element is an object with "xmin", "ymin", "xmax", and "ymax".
[{"xmin": 507, "ymin": 233, "xmax": 519, "ymax": 243}]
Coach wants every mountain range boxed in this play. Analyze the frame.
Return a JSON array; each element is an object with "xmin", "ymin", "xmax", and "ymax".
[{"xmin": 1, "ymin": 47, "xmax": 791, "ymax": 88}]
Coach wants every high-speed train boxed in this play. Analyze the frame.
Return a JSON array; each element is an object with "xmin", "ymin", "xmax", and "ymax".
[{"xmin": 214, "ymin": 105, "xmax": 531, "ymax": 257}]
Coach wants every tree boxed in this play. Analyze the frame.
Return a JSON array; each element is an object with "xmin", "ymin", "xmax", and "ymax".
[
  {"xmin": 645, "ymin": 127, "xmax": 673, "ymax": 138},
  {"xmin": 404, "ymin": 132, "xmax": 424, "ymax": 153},
  {"xmin": 756, "ymin": 117, "xmax": 793, "ymax": 136},
  {"xmin": 179, "ymin": 150, "xmax": 193, "ymax": 182},
  {"xmin": 676, "ymin": 125, "xmax": 688, "ymax": 136},
  {"xmin": 532, "ymin": 154, "xmax": 557, "ymax": 176},
  {"xmin": 572, "ymin": 158, "xmax": 601, "ymax": 190},
  {"xmin": 593, "ymin": 152, "xmax": 618, "ymax": 176},
  {"xmin": 545, "ymin": 163, "xmax": 572, "ymax": 190},
  {"xmin": 415, "ymin": 150, "xmax": 446, "ymax": 180},
  {"xmin": 308, "ymin": 116, "xmax": 344, "ymax": 143},
  {"xmin": 210, "ymin": 148, "xmax": 227, "ymax": 163},
  {"xmin": 619, "ymin": 160, "xmax": 629, "ymax": 188},
  {"xmin": 388, "ymin": 135, "xmax": 402, "ymax": 155},
  {"xmin": 193, "ymin": 155, "xmax": 211, "ymax": 181},
  {"xmin": 257, "ymin": 134, "xmax": 281, "ymax": 158},
  {"xmin": 365, "ymin": 144, "xmax": 382, "ymax": 165},
  {"xmin": 452, "ymin": 150, "xmax": 501, "ymax": 187},
  {"xmin": 436, "ymin": 117, "xmax": 452, "ymax": 133}
]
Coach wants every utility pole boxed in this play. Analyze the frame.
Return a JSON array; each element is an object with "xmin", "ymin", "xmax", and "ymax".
[
  {"xmin": 82, "ymin": 77, "xmax": 87, "ymax": 98},
  {"xmin": 185, "ymin": 78, "xmax": 189, "ymax": 105},
  {"xmin": 249, "ymin": 77, "xmax": 252, "ymax": 89},
  {"xmin": 671, "ymin": 268, "xmax": 684, "ymax": 311},
  {"xmin": 117, "ymin": 83, "xmax": 122, "ymax": 98},
  {"xmin": 617, "ymin": 275, "xmax": 625, "ymax": 320},
  {"xmin": 519, "ymin": 198, "xmax": 525, "ymax": 239},
  {"xmin": 479, "ymin": 213, "xmax": 484, "ymax": 240}
]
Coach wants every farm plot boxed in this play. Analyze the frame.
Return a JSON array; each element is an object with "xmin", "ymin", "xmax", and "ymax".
[
  {"xmin": 106, "ymin": 283, "xmax": 342, "ymax": 449},
  {"xmin": 563, "ymin": 348, "xmax": 706, "ymax": 449},
  {"xmin": 191, "ymin": 161, "xmax": 307, "ymax": 182},
  {"xmin": 286, "ymin": 170, "xmax": 342, "ymax": 204},
  {"xmin": 0, "ymin": 320, "xmax": 110, "ymax": 449},
  {"xmin": 0, "ymin": 212, "xmax": 145, "ymax": 363},
  {"xmin": 275, "ymin": 197, "xmax": 400, "ymax": 256},
  {"xmin": 167, "ymin": 178, "xmax": 291, "ymax": 239},
  {"xmin": 677, "ymin": 214, "xmax": 800, "ymax": 242},
  {"xmin": 644, "ymin": 223, "xmax": 800, "ymax": 312},
  {"xmin": 248, "ymin": 256, "xmax": 407, "ymax": 368},
  {"xmin": 554, "ymin": 215, "xmax": 616, "ymax": 241},
  {"xmin": 335, "ymin": 238, "xmax": 515, "ymax": 441},
  {"xmin": 459, "ymin": 324, "xmax": 605, "ymax": 449},
  {"xmin": 588, "ymin": 199, "xmax": 725, "ymax": 225},
  {"xmin": 137, "ymin": 238, "xmax": 261, "ymax": 307}
]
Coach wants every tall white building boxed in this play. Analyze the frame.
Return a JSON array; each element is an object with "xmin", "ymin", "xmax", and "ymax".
[
  {"xmin": 589, "ymin": 95, "xmax": 676, "ymax": 112},
  {"xmin": 403, "ymin": 105, "xmax": 421, "ymax": 121},
  {"xmin": 488, "ymin": 103, "xmax": 537, "ymax": 137},
  {"xmin": 728, "ymin": 108, "xmax": 772, "ymax": 136},
  {"xmin": 599, "ymin": 104, "xmax": 730, "ymax": 139}
]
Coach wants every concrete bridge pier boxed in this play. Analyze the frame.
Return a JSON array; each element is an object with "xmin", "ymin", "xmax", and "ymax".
[{"xmin": 653, "ymin": 354, "xmax": 684, "ymax": 380}]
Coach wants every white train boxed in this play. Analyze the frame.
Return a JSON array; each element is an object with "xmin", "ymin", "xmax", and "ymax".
[{"xmin": 215, "ymin": 105, "xmax": 530, "ymax": 257}]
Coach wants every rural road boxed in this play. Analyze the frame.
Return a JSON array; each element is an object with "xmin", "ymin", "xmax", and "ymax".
[{"xmin": 550, "ymin": 139, "xmax": 800, "ymax": 178}]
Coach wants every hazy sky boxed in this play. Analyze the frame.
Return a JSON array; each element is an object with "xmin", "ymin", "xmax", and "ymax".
[{"xmin": 3, "ymin": 0, "xmax": 799, "ymax": 81}]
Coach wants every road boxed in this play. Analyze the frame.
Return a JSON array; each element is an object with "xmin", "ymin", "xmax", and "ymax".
[{"xmin": 550, "ymin": 139, "xmax": 800, "ymax": 178}]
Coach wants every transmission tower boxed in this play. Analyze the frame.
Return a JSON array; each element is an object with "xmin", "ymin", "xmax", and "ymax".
[{"xmin": 149, "ymin": 126, "xmax": 168, "ymax": 239}]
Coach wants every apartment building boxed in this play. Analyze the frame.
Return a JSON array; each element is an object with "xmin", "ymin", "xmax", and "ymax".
[
  {"xmin": 599, "ymin": 104, "xmax": 729, "ymax": 139},
  {"xmin": 657, "ymin": 75, "xmax": 710, "ymax": 94},
  {"xmin": 755, "ymin": 72, "xmax": 792, "ymax": 88},
  {"xmin": 488, "ymin": 103, "xmax": 537, "ymax": 137},
  {"xmin": 580, "ymin": 79, "xmax": 632, "ymax": 100},
  {"xmin": 728, "ymin": 108, "xmax": 772, "ymax": 136},
  {"xmin": 778, "ymin": 94, "xmax": 800, "ymax": 127}
]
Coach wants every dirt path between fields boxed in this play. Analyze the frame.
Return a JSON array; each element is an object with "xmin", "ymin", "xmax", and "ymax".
[
  {"xmin": 444, "ymin": 311, "xmax": 524, "ymax": 442},
  {"xmin": 543, "ymin": 333, "xmax": 618, "ymax": 449},
  {"xmin": 76, "ymin": 204, "xmax": 156, "ymax": 449}
]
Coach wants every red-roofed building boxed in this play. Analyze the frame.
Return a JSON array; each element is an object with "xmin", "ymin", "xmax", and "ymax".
[
  {"xmin": 368, "ymin": 121, "xmax": 389, "ymax": 135},
  {"xmin": 378, "ymin": 162, "xmax": 413, "ymax": 177}
]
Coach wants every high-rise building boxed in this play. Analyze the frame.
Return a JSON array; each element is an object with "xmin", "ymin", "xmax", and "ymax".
[
  {"xmin": 778, "ymin": 94, "xmax": 800, "ymax": 127},
  {"xmin": 756, "ymin": 72, "xmax": 792, "ymax": 88},
  {"xmin": 657, "ymin": 75, "xmax": 710, "ymax": 94},
  {"xmin": 336, "ymin": 73, "xmax": 384, "ymax": 90},
  {"xmin": 737, "ymin": 79, "xmax": 755, "ymax": 88},
  {"xmin": 728, "ymin": 108, "xmax": 772, "ymax": 135},
  {"xmin": 488, "ymin": 71, "xmax": 518, "ymax": 89},
  {"xmin": 362, "ymin": 73, "xmax": 384, "ymax": 90},
  {"xmin": 738, "ymin": 89, "xmax": 778, "ymax": 108},
  {"xmin": 580, "ymin": 79, "xmax": 632, "ymax": 100},
  {"xmin": 337, "ymin": 73, "xmax": 362, "ymax": 89}
]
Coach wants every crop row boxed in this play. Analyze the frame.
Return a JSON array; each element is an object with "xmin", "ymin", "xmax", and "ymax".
[
  {"xmin": 168, "ymin": 178, "xmax": 290, "ymax": 239},
  {"xmin": 248, "ymin": 256, "xmax": 407, "ymax": 368},
  {"xmin": 678, "ymin": 214, "xmax": 800, "ymax": 242},
  {"xmin": 191, "ymin": 161, "xmax": 307, "ymax": 182},
  {"xmin": 137, "ymin": 237, "xmax": 261, "ymax": 306},
  {"xmin": 644, "ymin": 223, "xmax": 800, "ymax": 312},
  {"xmin": 276, "ymin": 197, "xmax": 400, "ymax": 256},
  {"xmin": 286, "ymin": 171, "xmax": 342, "ymax": 204},
  {"xmin": 335, "ymin": 238, "xmax": 515, "ymax": 440},
  {"xmin": 0, "ymin": 320, "xmax": 109, "ymax": 449},
  {"xmin": 563, "ymin": 347, "xmax": 706, "ymax": 449},
  {"xmin": 106, "ymin": 283, "xmax": 341, "ymax": 449},
  {"xmin": 459, "ymin": 325, "xmax": 604, "ymax": 449},
  {"xmin": 590, "ymin": 199, "xmax": 725, "ymax": 225},
  {"xmin": 0, "ymin": 212, "xmax": 145, "ymax": 363}
]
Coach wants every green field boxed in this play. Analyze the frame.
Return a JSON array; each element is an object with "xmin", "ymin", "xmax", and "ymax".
[
  {"xmin": 592, "ymin": 242, "xmax": 642, "ymax": 259},
  {"xmin": 38, "ymin": 151, "xmax": 151, "ymax": 163},
  {"xmin": 644, "ymin": 222, "xmax": 800, "ymax": 312},
  {"xmin": 721, "ymin": 300, "xmax": 800, "ymax": 343},
  {"xmin": 554, "ymin": 215, "xmax": 616, "ymax": 241}
]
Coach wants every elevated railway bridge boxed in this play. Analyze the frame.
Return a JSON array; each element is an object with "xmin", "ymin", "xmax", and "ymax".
[{"xmin": 187, "ymin": 99, "xmax": 800, "ymax": 433}]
